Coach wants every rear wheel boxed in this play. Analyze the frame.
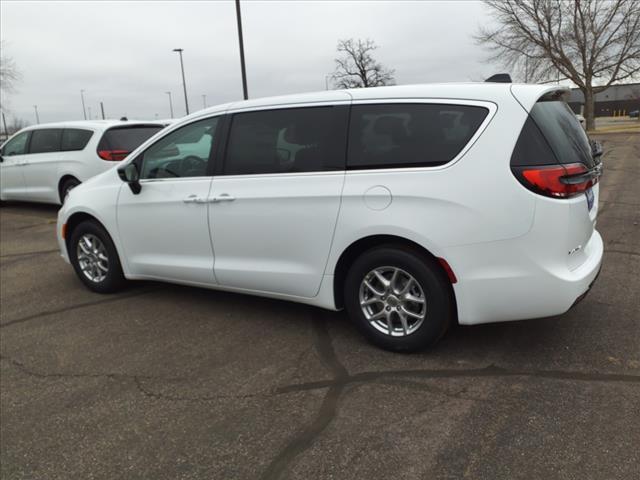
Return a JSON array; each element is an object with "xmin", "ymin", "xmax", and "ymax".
[
  {"xmin": 60, "ymin": 177, "xmax": 80, "ymax": 203},
  {"xmin": 68, "ymin": 221, "xmax": 126, "ymax": 293},
  {"xmin": 344, "ymin": 246, "xmax": 454, "ymax": 352}
]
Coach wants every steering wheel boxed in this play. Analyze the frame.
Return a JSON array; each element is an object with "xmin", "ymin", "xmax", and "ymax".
[{"xmin": 181, "ymin": 155, "xmax": 207, "ymax": 176}]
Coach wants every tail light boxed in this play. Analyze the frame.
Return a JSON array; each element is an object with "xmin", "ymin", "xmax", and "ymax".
[
  {"xmin": 98, "ymin": 149, "xmax": 129, "ymax": 161},
  {"xmin": 513, "ymin": 162, "xmax": 601, "ymax": 198}
]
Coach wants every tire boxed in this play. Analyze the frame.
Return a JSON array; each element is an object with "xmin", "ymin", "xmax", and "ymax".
[
  {"xmin": 68, "ymin": 220, "xmax": 126, "ymax": 293},
  {"xmin": 344, "ymin": 246, "xmax": 454, "ymax": 352},
  {"xmin": 60, "ymin": 177, "xmax": 80, "ymax": 203}
]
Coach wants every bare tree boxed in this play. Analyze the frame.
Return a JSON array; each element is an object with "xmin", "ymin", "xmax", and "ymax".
[
  {"xmin": 476, "ymin": 0, "xmax": 640, "ymax": 130},
  {"xmin": 332, "ymin": 38, "xmax": 395, "ymax": 89},
  {"xmin": 0, "ymin": 41, "xmax": 21, "ymax": 95},
  {"xmin": 8, "ymin": 117, "xmax": 28, "ymax": 135}
]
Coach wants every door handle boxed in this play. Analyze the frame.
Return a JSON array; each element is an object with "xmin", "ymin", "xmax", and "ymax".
[
  {"xmin": 211, "ymin": 194, "xmax": 235, "ymax": 203},
  {"xmin": 183, "ymin": 194, "xmax": 207, "ymax": 204}
]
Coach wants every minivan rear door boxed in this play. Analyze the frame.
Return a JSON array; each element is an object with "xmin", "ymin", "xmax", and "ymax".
[{"xmin": 209, "ymin": 103, "xmax": 350, "ymax": 297}]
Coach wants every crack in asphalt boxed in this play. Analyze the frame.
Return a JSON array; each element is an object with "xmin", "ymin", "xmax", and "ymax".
[
  {"xmin": 258, "ymin": 316, "xmax": 640, "ymax": 480},
  {"xmin": 3, "ymin": 309, "xmax": 639, "ymax": 480},
  {"xmin": 0, "ymin": 354, "xmax": 156, "ymax": 382},
  {"xmin": 604, "ymin": 249, "xmax": 640, "ymax": 258},
  {"xmin": 0, "ymin": 248, "xmax": 60, "ymax": 259},
  {"xmin": 0, "ymin": 288, "xmax": 157, "ymax": 328},
  {"xmin": 133, "ymin": 377, "xmax": 271, "ymax": 402},
  {"xmin": 260, "ymin": 311, "xmax": 348, "ymax": 480}
]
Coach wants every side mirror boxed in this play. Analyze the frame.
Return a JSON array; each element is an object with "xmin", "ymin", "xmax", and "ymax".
[
  {"xmin": 118, "ymin": 163, "xmax": 142, "ymax": 194},
  {"xmin": 0, "ymin": 155, "xmax": 4, "ymax": 163}
]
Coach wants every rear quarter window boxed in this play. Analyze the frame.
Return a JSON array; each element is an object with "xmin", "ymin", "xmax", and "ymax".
[
  {"xmin": 347, "ymin": 104, "xmax": 488, "ymax": 169},
  {"xmin": 61, "ymin": 129, "xmax": 93, "ymax": 151}
]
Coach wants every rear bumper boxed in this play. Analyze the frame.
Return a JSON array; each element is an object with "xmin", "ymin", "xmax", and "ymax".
[{"xmin": 450, "ymin": 229, "xmax": 603, "ymax": 325}]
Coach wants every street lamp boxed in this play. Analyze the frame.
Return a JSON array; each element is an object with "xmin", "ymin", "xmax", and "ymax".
[
  {"xmin": 325, "ymin": 75, "xmax": 331, "ymax": 90},
  {"xmin": 173, "ymin": 48, "xmax": 190, "ymax": 115},
  {"xmin": 165, "ymin": 91, "xmax": 174, "ymax": 118},
  {"xmin": 202, "ymin": 94, "xmax": 207, "ymax": 109},
  {"xmin": 235, "ymin": 0, "xmax": 249, "ymax": 100},
  {"xmin": 80, "ymin": 89, "xmax": 87, "ymax": 120},
  {"xmin": 33, "ymin": 105, "xmax": 40, "ymax": 124}
]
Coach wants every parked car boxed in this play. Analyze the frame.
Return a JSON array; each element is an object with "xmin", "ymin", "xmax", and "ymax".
[
  {"xmin": 575, "ymin": 113, "xmax": 586, "ymax": 129},
  {"xmin": 629, "ymin": 110, "xmax": 639, "ymax": 118},
  {"xmin": 56, "ymin": 83, "xmax": 603, "ymax": 351},
  {"xmin": 0, "ymin": 120, "xmax": 168, "ymax": 204}
]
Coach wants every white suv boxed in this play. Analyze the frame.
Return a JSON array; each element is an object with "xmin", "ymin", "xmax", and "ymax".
[
  {"xmin": 0, "ymin": 120, "xmax": 168, "ymax": 204},
  {"xmin": 56, "ymin": 83, "xmax": 603, "ymax": 351}
]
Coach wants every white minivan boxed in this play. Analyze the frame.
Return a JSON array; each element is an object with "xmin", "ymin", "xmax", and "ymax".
[
  {"xmin": 0, "ymin": 120, "xmax": 167, "ymax": 204},
  {"xmin": 56, "ymin": 83, "xmax": 603, "ymax": 351}
]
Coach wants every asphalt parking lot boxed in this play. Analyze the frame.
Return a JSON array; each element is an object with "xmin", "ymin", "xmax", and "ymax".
[{"xmin": 1, "ymin": 133, "xmax": 638, "ymax": 480}]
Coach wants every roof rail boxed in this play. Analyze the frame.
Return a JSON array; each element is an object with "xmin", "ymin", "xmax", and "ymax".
[{"xmin": 485, "ymin": 73, "xmax": 512, "ymax": 83}]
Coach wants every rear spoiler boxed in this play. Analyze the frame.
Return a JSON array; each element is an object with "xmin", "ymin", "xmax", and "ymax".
[{"xmin": 485, "ymin": 73, "xmax": 512, "ymax": 83}]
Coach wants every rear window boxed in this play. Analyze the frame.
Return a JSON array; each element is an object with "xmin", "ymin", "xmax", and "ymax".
[
  {"xmin": 98, "ymin": 126, "xmax": 163, "ymax": 153},
  {"xmin": 29, "ymin": 129, "xmax": 62, "ymax": 153},
  {"xmin": 347, "ymin": 104, "xmax": 489, "ymax": 169},
  {"xmin": 61, "ymin": 128, "xmax": 93, "ymax": 151},
  {"xmin": 516, "ymin": 100, "xmax": 595, "ymax": 168}
]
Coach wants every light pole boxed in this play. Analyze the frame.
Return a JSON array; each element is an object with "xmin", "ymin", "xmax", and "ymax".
[
  {"xmin": 165, "ymin": 91, "xmax": 174, "ymax": 118},
  {"xmin": 173, "ymin": 48, "xmax": 189, "ymax": 115},
  {"xmin": 80, "ymin": 89, "xmax": 87, "ymax": 120},
  {"xmin": 235, "ymin": 0, "xmax": 249, "ymax": 100},
  {"xmin": 202, "ymin": 94, "xmax": 207, "ymax": 109},
  {"xmin": 33, "ymin": 105, "xmax": 40, "ymax": 124},
  {"xmin": 325, "ymin": 75, "xmax": 331, "ymax": 90},
  {"xmin": 1, "ymin": 111, "xmax": 8, "ymax": 138}
]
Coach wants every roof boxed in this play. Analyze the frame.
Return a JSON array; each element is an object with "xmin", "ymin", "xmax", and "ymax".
[
  {"xmin": 21, "ymin": 119, "xmax": 168, "ymax": 132},
  {"xmin": 186, "ymin": 82, "xmax": 567, "ymax": 121}
]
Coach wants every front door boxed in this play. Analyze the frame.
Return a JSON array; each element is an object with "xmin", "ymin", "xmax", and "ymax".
[
  {"xmin": 0, "ymin": 130, "xmax": 30, "ymax": 200},
  {"xmin": 22, "ymin": 128, "xmax": 63, "ymax": 202},
  {"xmin": 117, "ymin": 116, "xmax": 221, "ymax": 285},
  {"xmin": 210, "ymin": 104, "xmax": 349, "ymax": 297}
]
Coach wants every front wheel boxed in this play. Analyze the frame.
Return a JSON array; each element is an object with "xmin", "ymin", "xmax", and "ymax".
[
  {"xmin": 68, "ymin": 221, "xmax": 126, "ymax": 293},
  {"xmin": 344, "ymin": 246, "xmax": 454, "ymax": 352}
]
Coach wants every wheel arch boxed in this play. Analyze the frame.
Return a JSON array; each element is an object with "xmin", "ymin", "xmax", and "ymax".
[
  {"xmin": 332, "ymin": 234, "xmax": 458, "ymax": 317},
  {"xmin": 58, "ymin": 175, "xmax": 81, "ymax": 203},
  {"xmin": 65, "ymin": 211, "xmax": 108, "ymax": 249}
]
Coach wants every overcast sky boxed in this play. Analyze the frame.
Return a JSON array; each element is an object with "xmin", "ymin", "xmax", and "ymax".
[{"xmin": 1, "ymin": 0, "xmax": 499, "ymax": 125}]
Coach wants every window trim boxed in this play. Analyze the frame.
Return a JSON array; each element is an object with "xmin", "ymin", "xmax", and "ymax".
[
  {"xmin": 346, "ymin": 98, "xmax": 497, "ymax": 173},
  {"xmin": 218, "ymin": 104, "xmax": 350, "ymax": 177},
  {"xmin": 131, "ymin": 115, "xmax": 224, "ymax": 182}
]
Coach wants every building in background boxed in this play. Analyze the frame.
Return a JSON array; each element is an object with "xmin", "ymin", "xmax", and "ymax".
[{"xmin": 567, "ymin": 83, "xmax": 640, "ymax": 117}]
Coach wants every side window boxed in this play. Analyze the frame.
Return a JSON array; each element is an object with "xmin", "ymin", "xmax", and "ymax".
[
  {"xmin": 2, "ymin": 131, "xmax": 30, "ymax": 156},
  {"xmin": 140, "ymin": 117, "xmax": 218, "ymax": 179},
  {"xmin": 61, "ymin": 129, "xmax": 93, "ymax": 151},
  {"xmin": 347, "ymin": 104, "xmax": 489, "ymax": 169},
  {"xmin": 29, "ymin": 129, "xmax": 62, "ymax": 154},
  {"xmin": 224, "ymin": 106, "xmax": 347, "ymax": 175}
]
